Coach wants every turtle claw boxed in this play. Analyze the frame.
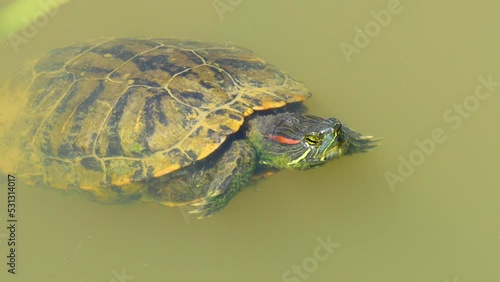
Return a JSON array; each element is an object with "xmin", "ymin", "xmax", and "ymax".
[
  {"xmin": 187, "ymin": 208, "xmax": 204, "ymax": 214},
  {"xmin": 188, "ymin": 206, "xmax": 213, "ymax": 219},
  {"xmin": 358, "ymin": 135, "xmax": 381, "ymax": 149},
  {"xmin": 190, "ymin": 200, "xmax": 207, "ymax": 207},
  {"xmin": 344, "ymin": 126, "xmax": 381, "ymax": 155},
  {"xmin": 207, "ymin": 189, "xmax": 222, "ymax": 198},
  {"xmin": 188, "ymin": 190, "xmax": 230, "ymax": 218},
  {"xmin": 185, "ymin": 140, "xmax": 256, "ymax": 219}
]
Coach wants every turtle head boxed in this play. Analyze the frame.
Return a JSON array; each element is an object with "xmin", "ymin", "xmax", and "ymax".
[{"xmin": 247, "ymin": 112, "xmax": 379, "ymax": 169}]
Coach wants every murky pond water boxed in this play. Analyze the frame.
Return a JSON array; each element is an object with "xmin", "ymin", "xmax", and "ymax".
[{"xmin": 0, "ymin": 0, "xmax": 499, "ymax": 281}]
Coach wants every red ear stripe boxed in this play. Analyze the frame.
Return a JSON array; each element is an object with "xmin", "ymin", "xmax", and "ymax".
[{"xmin": 268, "ymin": 134, "xmax": 301, "ymax": 144}]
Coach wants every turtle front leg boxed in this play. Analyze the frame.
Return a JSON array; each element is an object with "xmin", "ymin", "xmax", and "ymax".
[{"xmin": 190, "ymin": 139, "xmax": 257, "ymax": 218}]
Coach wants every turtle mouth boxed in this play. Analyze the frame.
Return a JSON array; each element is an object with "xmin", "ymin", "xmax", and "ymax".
[
  {"xmin": 322, "ymin": 140, "xmax": 348, "ymax": 161},
  {"xmin": 308, "ymin": 131, "xmax": 349, "ymax": 164}
]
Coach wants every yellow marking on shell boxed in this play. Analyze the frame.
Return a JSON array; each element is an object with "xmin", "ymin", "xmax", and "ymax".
[
  {"xmin": 80, "ymin": 184, "xmax": 98, "ymax": 191},
  {"xmin": 159, "ymin": 199, "xmax": 202, "ymax": 207},
  {"xmin": 152, "ymin": 163, "xmax": 180, "ymax": 178},
  {"xmin": 112, "ymin": 179, "xmax": 130, "ymax": 186},
  {"xmin": 134, "ymin": 106, "xmax": 144, "ymax": 132},
  {"xmin": 240, "ymin": 88, "xmax": 287, "ymax": 110},
  {"xmin": 242, "ymin": 107, "xmax": 254, "ymax": 116},
  {"xmin": 60, "ymin": 108, "xmax": 76, "ymax": 134},
  {"xmin": 149, "ymin": 134, "xmax": 228, "ymax": 178},
  {"xmin": 287, "ymin": 92, "xmax": 310, "ymax": 102},
  {"xmin": 240, "ymin": 85, "xmax": 309, "ymax": 111},
  {"xmin": 287, "ymin": 148, "xmax": 311, "ymax": 165},
  {"xmin": 78, "ymin": 184, "xmax": 139, "ymax": 203},
  {"xmin": 255, "ymin": 100, "xmax": 287, "ymax": 110}
]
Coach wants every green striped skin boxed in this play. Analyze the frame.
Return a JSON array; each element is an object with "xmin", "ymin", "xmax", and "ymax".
[
  {"xmin": 247, "ymin": 112, "xmax": 378, "ymax": 170},
  {"xmin": 3, "ymin": 38, "xmax": 378, "ymax": 217}
]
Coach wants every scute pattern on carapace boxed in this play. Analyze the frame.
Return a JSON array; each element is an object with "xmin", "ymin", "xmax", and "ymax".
[{"xmin": 10, "ymin": 38, "xmax": 311, "ymax": 193}]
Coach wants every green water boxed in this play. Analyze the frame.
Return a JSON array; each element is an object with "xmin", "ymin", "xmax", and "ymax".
[{"xmin": 0, "ymin": 0, "xmax": 499, "ymax": 281}]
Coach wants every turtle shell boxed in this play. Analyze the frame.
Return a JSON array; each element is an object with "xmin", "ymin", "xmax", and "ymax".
[{"xmin": 2, "ymin": 38, "xmax": 311, "ymax": 197}]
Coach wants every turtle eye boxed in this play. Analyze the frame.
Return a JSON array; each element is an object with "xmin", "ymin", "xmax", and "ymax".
[{"xmin": 304, "ymin": 133, "xmax": 324, "ymax": 146}]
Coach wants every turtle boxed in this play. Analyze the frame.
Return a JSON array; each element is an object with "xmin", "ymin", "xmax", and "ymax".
[{"xmin": 0, "ymin": 38, "xmax": 379, "ymax": 218}]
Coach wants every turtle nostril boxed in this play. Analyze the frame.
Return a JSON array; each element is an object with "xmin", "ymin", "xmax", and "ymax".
[{"xmin": 329, "ymin": 121, "xmax": 341, "ymax": 132}]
